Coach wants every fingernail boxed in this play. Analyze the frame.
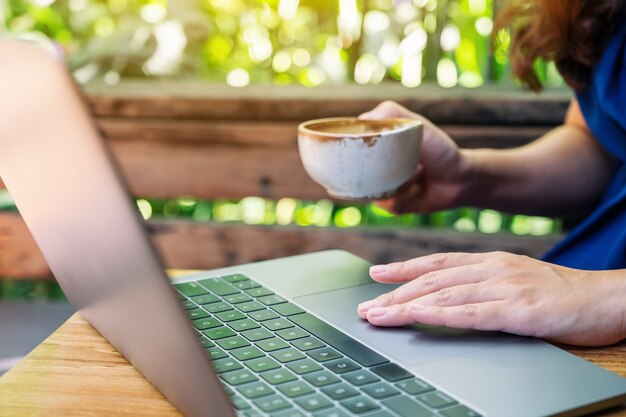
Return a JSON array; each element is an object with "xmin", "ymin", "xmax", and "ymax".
[
  {"xmin": 358, "ymin": 300, "xmax": 377, "ymax": 312},
  {"xmin": 367, "ymin": 307, "xmax": 388, "ymax": 318},
  {"xmin": 369, "ymin": 265, "xmax": 388, "ymax": 275}
]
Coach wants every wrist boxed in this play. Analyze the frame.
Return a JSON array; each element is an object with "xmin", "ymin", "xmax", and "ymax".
[
  {"xmin": 594, "ymin": 270, "xmax": 626, "ymax": 343},
  {"xmin": 455, "ymin": 148, "xmax": 500, "ymax": 208}
]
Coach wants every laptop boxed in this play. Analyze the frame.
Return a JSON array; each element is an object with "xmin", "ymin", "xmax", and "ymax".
[{"xmin": 1, "ymin": 38, "xmax": 625, "ymax": 417}]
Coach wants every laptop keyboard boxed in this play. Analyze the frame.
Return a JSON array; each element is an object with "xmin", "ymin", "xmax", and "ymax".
[{"xmin": 174, "ymin": 274, "xmax": 481, "ymax": 417}]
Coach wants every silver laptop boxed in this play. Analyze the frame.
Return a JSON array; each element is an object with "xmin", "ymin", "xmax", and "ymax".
[{"xmin": 1, "ymin": 38, "xmax": 625, "ymax": 417}]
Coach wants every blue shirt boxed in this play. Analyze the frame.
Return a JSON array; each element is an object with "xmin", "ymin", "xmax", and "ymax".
[{"xmin": 543, "ymin": 21, "xmax": 626, "ymax": 270}]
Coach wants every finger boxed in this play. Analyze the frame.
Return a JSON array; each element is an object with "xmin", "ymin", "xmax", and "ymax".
[
  {"xmin": 365, "ymin": 300, "xmax": 507, "ymax": 329},
  {"xmin": 364, "ymin": 303, "xmax": 417, "ymax": 326},
  {"xmin": 407, "ymin": 301, "xmax": 509, "ymax": 332},
  {"xmin": 411, "ymin": 282, "xmax": 501, "ymax": 307},
  {"xmin": 358, "ymin": 264, "xmax": 487, "ymax": 317},
  {"xmin": 369, "ymin": 252, "xmax": 491, "ymax": 283},
  {"xmin": 359, "ymin": 101, "xmax": 412, "ymax": 120},
  {"xmin": 374, "ymin": 178, "xmax": 420, "ymax": 215}
]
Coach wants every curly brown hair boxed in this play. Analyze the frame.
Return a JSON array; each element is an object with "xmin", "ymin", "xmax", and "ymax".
[{"xmin": 496, "ymin": 0, "xmax": 625, "ymax": 91}]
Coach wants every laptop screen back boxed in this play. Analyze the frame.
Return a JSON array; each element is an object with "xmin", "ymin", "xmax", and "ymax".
[{"xmin": 0, "ymin": 39, "xmax": 234, "ymax": 417}]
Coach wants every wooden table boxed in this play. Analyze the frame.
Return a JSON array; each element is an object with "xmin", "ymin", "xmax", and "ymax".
[{"xmin": 1, "ymin": 307, "xmax": 625, "ymax": 416}]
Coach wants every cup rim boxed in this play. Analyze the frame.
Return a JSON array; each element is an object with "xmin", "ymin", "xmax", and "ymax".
[{"xmin": 297, "ymin": 117, "xmax": 422, "ymax": 138}]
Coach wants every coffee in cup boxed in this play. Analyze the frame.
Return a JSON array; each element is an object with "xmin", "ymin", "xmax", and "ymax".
[{"xmin": 297, "ymin": 117, "xmax": 423, "ymax": 200}]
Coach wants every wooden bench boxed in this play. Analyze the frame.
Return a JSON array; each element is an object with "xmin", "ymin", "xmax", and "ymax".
[{"xmin": 0, "ymin": 82, "xmax": 570, "ymax": 280}]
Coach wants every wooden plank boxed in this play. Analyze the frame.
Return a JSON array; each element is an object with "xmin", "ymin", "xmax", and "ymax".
[
  {"xmin": 97, "ymin": 118, "xmax": 550, "ymax": 149},
  {"xmin": 0, "ymin": 121, "xmax": 552, "ymax": 196},
  {"xmin": 149, "ymin": 220, "xmax": 559, "ymax": 269},
  {"xmin": 108, "ymin": 139, "xmax": 327, "ymax": 200},
  {"xmin": 84, "ymin": 82, "xmax": 570, "ymax": 126},
  {"xmin": 0, "ymin": 212, "xmax": 559, "ymax": 279},
  {"xmin": 0, "ymin": 213, "xmax": 49, "ymax": 279}
]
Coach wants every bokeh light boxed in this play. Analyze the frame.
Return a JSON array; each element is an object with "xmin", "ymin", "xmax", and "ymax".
[{"xmin": 3, "ymin": 0, "xmax": 563, "ymax": 88}]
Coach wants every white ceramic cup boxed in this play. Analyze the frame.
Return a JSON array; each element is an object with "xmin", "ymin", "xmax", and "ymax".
[{"xmin": 297, "ymin": 117, "xmax": 423, "ymax": 200}]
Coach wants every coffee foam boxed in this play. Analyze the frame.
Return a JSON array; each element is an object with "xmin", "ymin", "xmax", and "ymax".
[{"xmin": 305, "ymin": 119, "xmax": 411, "ymax": 135}]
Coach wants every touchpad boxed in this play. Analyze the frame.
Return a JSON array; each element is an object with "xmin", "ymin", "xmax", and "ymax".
[{"xmin": 294, "ymin": 283, "xmax": 522, "ymax": 366}]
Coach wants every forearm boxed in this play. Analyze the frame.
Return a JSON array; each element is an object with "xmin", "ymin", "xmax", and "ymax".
[{"xmin": 457, "ymin": 124, "xmax": 617, "ymax": 217}]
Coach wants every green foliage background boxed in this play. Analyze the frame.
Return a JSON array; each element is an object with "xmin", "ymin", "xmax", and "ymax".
[
  {"xmin": 0, "ymin": 0, "xmax": 564, "ymax": 300},
  {"xmin": 1, "ymin": 0, "xmax": 564, "ymax": 87}
]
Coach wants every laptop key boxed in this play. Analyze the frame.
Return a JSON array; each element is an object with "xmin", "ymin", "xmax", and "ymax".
[
  {"xmin": 340, "ymin": 396, "xmax": 379, "ymax": 414},
  {"xmin": 342, "ymin": 369, "xmax": 379, "ymax": 386},
  {"xmin": 418, "ymin": 391, "xmax": 457, "ymax": 409},
  {"xmin": 296, "ymin": 394, "xmax": 333, "ymax": 412},
  {"xmin": 187, "ymin": 309, "xmax": 209, "ymax": 320},
  {"xmin": 256, "ymin": 337, "xmax": 289, "ymax": 352},
  {"xmin": 245, "ymin": 287, "xmax": 274, "ymax": 298},
  {"xmin": 274, "ymin": 410, "xmax": 307, "ymax": 417},
  {"xmin": 198, "ymin": 278, "xmax": 239, "ymax": 296},
  {"xmin": 382, "ymin": 396, "xmax": 436, "ymax": 417},
  {"xmin": 216, "ymin": 310, "xmax": 246, "ymax": 322},
  {"xmin": 181, "ymin": 300, "xmax": 196, "ymax": 310},
  {"xmin": 192, "ymin": 293, "xmax": 220, "ymax": 305},
  {"xmin": 205, "ymin": 302, "xmax": 233, "ymax": 313},
  {"xmin": 217, "ymin": 336, "xmax": 250, "ymax": 350},
  {"xmin": 242, "ymin": 328, "xmax": 274, "ymax": 342},
  {"xmin": 260, "ymin": 368, "xmax": 298, "ymax": 385},
  {"xmin": 222, "ymin": 273, "xmax": 249, "ymax": 283},
  {"xmin": 229, "ymin": 318, "xmax": 260, "ymax": 332},
  {"xmin": 277, "ymin": 380, "xmax": 315, "ymax": 398},
  {"xmin": 206, "ymin": 346, "xmax": 228, "ymax": 360},
  {"xmin": 248, "ymin": 309, "xmax": 280, "ymax": 321},
  {"xmin": 213, "ymin": 358, "xmax": 243, "ymax": 374},
  {"xmin": 395, "ymin": 378, "xmax": 435, "ymax": 395},
  {"xmin": 286, "ymin": 358, "xmax": 323, "ymax": 375},
  {"xmin": 230, "ymin": 395, "xmax": 251, "ymax": 410},
  {"xmin": 231, "ymin": 346, "xmax": 264, "ymax": 361},
  {"xmin": 261, "ymin": 318, "xmax": 294, "ymax": 331},
  {"xmin": 246, "ymin": 357, "xmax": 281, "ymax": 373},
  {"xmin": 356, "ymin": 412, "xmax": 395, "ymax": 417},
  {"xmin": 238, "ymin": 381, "xmax": 275, "ymax": 399},
  {"xmin": 362, "ymin": 382, "xmax": 401, "ymax": 399},
  {"xmin": 225, "ymin": 293, "xmax": 252, "ymax": 304},
  {"xmin": 441, "ymin": 405, "xmax": 482, "ymax": 417},
  {"xmin": 258, "ymin": 294, "xmax": 287, "ymax": 306},
  {"xmin": 198, "ymin": 337, "xmax": 215, "ymax": 348},
  {"xmin": 174, "ymin": 282, "xmax": 208, "ymax": 297},
  {"xmin": 371, "ymin": 363, "xmax": 413, "ymax": 382},
  {"xmin": 192, "ymin": 317, "xmax": 221, "ymax": 330},
  {"xmin": 253, "ymin": 394, "xmax": 291, "ymax": 412},
  {"xmin": 221, "ymin": 369, "xmax": 258, "ymax": 386},
  {"xmin": 270, "ymin": 347, "xmax": 306, "ymax": 363},
  {"xmin": 276, "ymin": 327, "xmax": 309, "ymax": 341},
  {"xmin": 291, "ymin": 337, "xmax": 325, "ymax": 351},
  {"xmin": 233, "ymin": 280, "xmax": 261, "ymax": 290},
  {"xmin": 324, "ymin": 358, "xmax": 360, "ymax": 374},
  {"xmin": 204, "ymin": 326, "xmax": 236, "ymax": 340},
  {"xmin": 289, "ymin": 313, "xmax": 388, "ymax": 367},
  {"xmin": 303, "ymin": 370, "xmax": 340, "ymax": 387},
  {"xmin": 237, "ymin": 301, "xmax": 266, "ymax": 313},
  {"xmin": 313, "ymin": 408, "xmax": 351, "ymax": 417},
  {"xmin": 321, "ymin": 383, "xmax": 359, "ymax": 400},
  {"xmin": 307, "ymin": 347, "xmax": 342, "ymax": 362},
  {"xmin": 272, "ymin": 303, "xmax": 305, "ymax": 317}
]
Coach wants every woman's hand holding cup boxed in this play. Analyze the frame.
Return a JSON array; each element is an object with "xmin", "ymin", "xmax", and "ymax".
[{"xmin": 360, "ymin": 101, "xmax": 470, "ymax": 214}]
